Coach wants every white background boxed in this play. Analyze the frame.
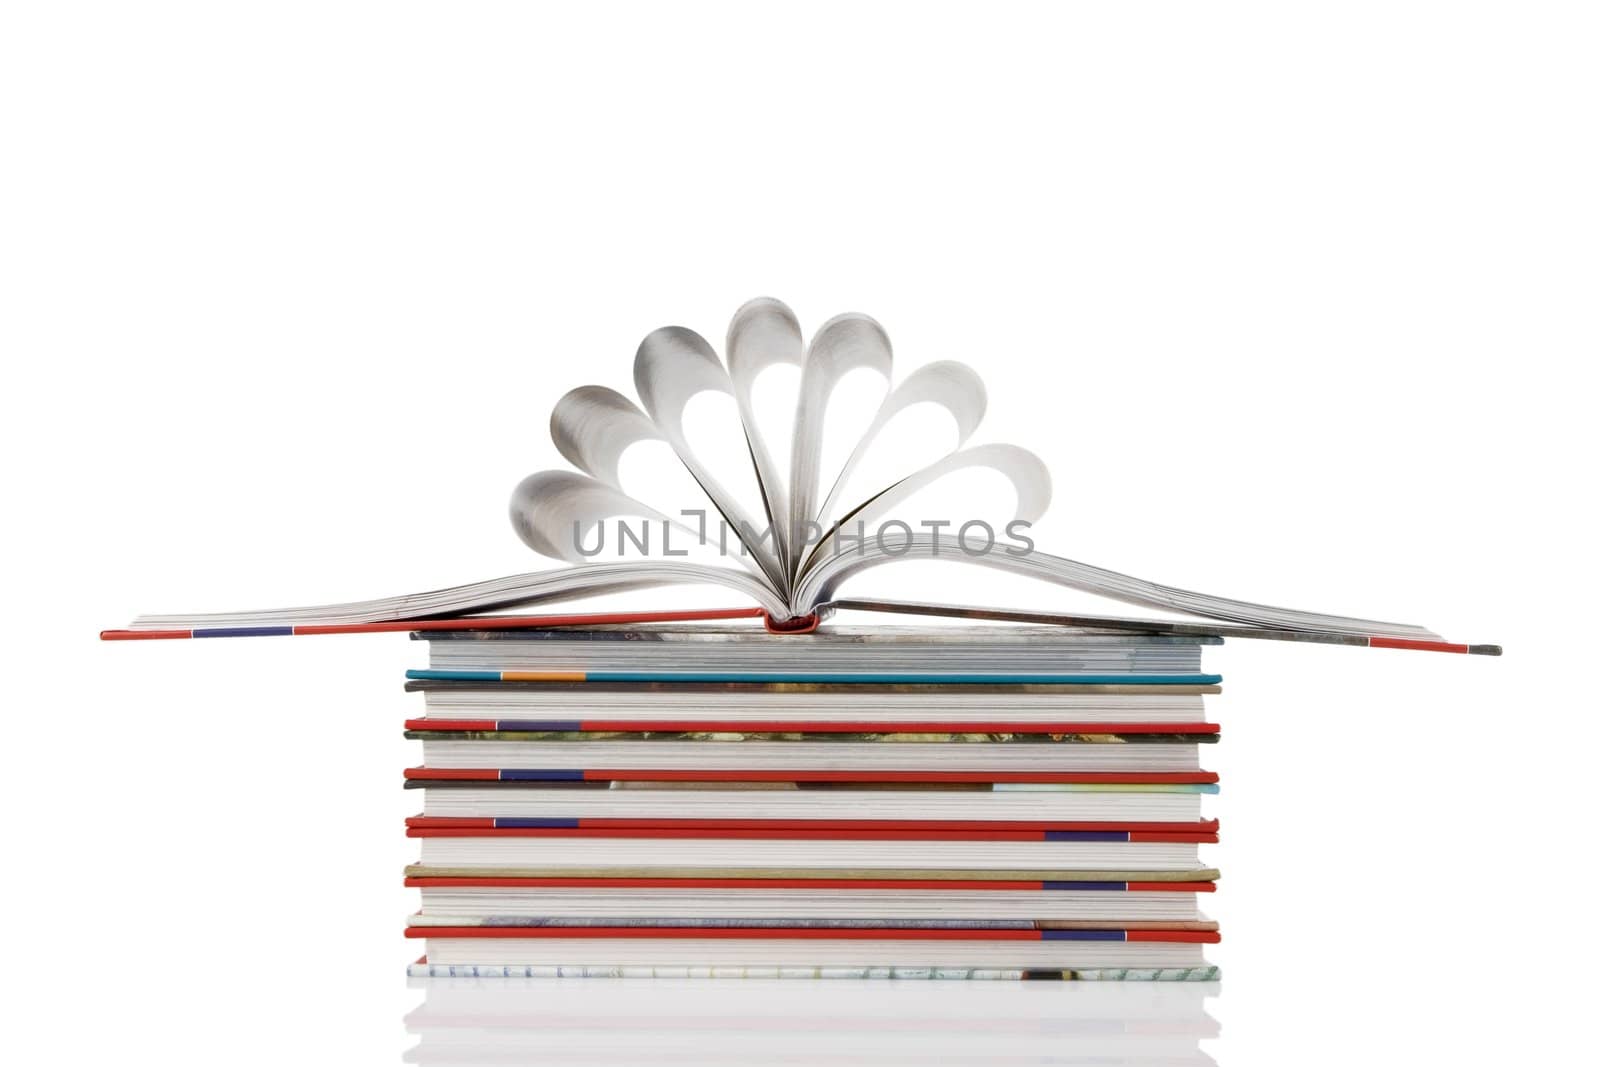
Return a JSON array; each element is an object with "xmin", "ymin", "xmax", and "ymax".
[{"xmin": 4, "ymin": 3, "xmax": 1597, "ymax": 1063}]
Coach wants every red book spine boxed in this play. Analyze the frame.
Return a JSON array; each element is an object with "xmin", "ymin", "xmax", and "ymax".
[
  {"xmin": 403, "ymin": 825, "xmax": 1218, "ymax": 844},
  {"xmin": 403, "ymin": 816, "xmax": 1223, "ymax": 833},
  {"xmin": 402, "ymin": 767, "xmax": 1219, "ymax": 784},
  {"xmin": 402, "ymin": 877, "xmax": 1218, "ymax": 892},
  {"xmin": 403, "ymin": 718, "xmax": 1221, "ymax": 734},
  {"xmin": 404, "ymin": 926, "xmax": 1221, "ymax": 943}
]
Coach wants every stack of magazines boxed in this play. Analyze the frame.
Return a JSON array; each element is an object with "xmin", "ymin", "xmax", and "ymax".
[
  {"xmin": 401, "ymin": 624, "xmax": 1223, "ymax": 980},
  {"xmin": 102, "ymin": 299, "xmax": 1493, "ymax": 986}
]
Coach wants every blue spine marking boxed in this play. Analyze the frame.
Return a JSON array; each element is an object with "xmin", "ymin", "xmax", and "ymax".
[
  {"xmin": 496, "ymin": 720, "xmax": 585, "ymax": 731},
  {"xmin": 497, "ymin": 769, "xmax": 588, "ymax": 781},
  {"xmin": 407, "ymin": 669, "xmax": 503, "ymax": 681},
  {"xmin": 492, "ymin": 817, "xmax": 582, "ymax": 829},
  {"xmin": 1041, "ymin": 929, "xmax": 1128, "ymax": 941},
  {"xmin": 195, "ymin": 626, "xmax": 295, "ymax": 638},
  {"xmin": 1044, "ymin": 831, "xmax": 1131, "ymax": 842},
  {"xmin": 1041, "ymin": 881, "xmax": 1128, "ymax": 891}
]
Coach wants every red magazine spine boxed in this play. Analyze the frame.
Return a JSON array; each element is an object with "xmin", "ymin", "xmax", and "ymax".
[
  {"xmin": 404, "ymin": 926, "xmax": 1221, "ymax": 942},
  {"xmin": 402, "ymin": 876, "xmax": 1219, "ymax": 892},
  {"xmin": 403, "ymin": 825, "xmax": 1218, "ymax": 843},
  {"xmin": 403, "ymin": 816, "xmax": 1222, "ymax": 833},
  {"xmin": 403, "ymin": 718, "xmax": 1221, "ymax": 734},
  {"xmin": 402, "ymin": 767, "xmax": 1220, "ymax": 784}
]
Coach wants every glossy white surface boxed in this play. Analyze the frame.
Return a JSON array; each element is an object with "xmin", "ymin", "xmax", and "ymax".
[{"xmin": 403, "ymin": 977, "xmax": 1220, "ymax": 1064}]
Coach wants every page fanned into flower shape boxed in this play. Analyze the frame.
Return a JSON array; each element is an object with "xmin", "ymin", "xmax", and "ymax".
[
  {"xmin": 785, "ymin": 312, "xmax": 895, "ymax": 577},
  {"xmin": 725, "ymin": 297, "xmax": 804, "ymax": 593},
  {"xmin": 125, "ymin": 297, "xmax": 1447, "ymax": 642},
  {"xmin": 632, "ymin": 325, "xmax": 789, "ymax": 592},
  {"xmin": 513, "ymin": 298, "xmax": 1062, "ymax": 621},
  {"xmin": 801, "ymin": 360, "xmax": 990, "ymax": 576}
]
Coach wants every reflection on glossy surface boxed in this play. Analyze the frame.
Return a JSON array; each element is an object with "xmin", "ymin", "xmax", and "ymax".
[{"xmin": 404, "ymin": 976, "xmax": 1218, "ymax": 1065}]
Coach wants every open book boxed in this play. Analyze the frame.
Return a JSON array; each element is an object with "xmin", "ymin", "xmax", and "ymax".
[{"xmin": 106, "ymin": 298, "xmax": 1496, "ymax": 654}]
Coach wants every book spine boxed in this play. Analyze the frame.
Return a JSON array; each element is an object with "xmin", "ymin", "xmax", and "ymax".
[
  {"xmin": 403, "ymin": 768, "xmax": 1221, "ymax": 785},
  {"xmin": 404, "ymin": 961, "xmax": 1222, "ymax": 980},
  {"xmin": 402, "ymin": 718, "xmax": 1222, "ymax": 735},
  {"xmin": 405, "ymin": 917, "xmax": 1220, "ymax": 931},
  {"xmin": 405, "ymin": 670, "xmax": 1227, "ymax": 685}
]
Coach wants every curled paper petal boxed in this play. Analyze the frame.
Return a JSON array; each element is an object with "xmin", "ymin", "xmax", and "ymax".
[
  {"xmin": 727, "ymin": 298, "xmax": 804, "ymax": 412},
  {"xmin": 804, "ymin": 443, "xmax": 1052, "ymax": 574},
  {"xmin": 633, "ymin": 327, "xmax": 734, "ymax": 442},
  {"xmin": 549, "ymin": 386, "xmax": 662, "ymax": 488},
  {"xmin": 880, "ymin": 360, "xmax": 987, "ymax": 443},
  {"xmin": 633, "ymin": 325, "xmax": 788, "ymax": 588},
  {"xmin": 788, "ymin": 312, "xmax": 893, "ymax": 569},
  {"xmin": 811, "ymin": 360, "xmax": 989, "ymax": 540},
  {"xmin": 726, "ymin": 297, "xmax": 804, "ymax": 566},
  {"xmin": 853, "ymin": 442, "xmax": 1052, "ymax": 528},
  {"xmin": 508, "ymin": 470, "xmax": 673, "ymax": 563}
]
